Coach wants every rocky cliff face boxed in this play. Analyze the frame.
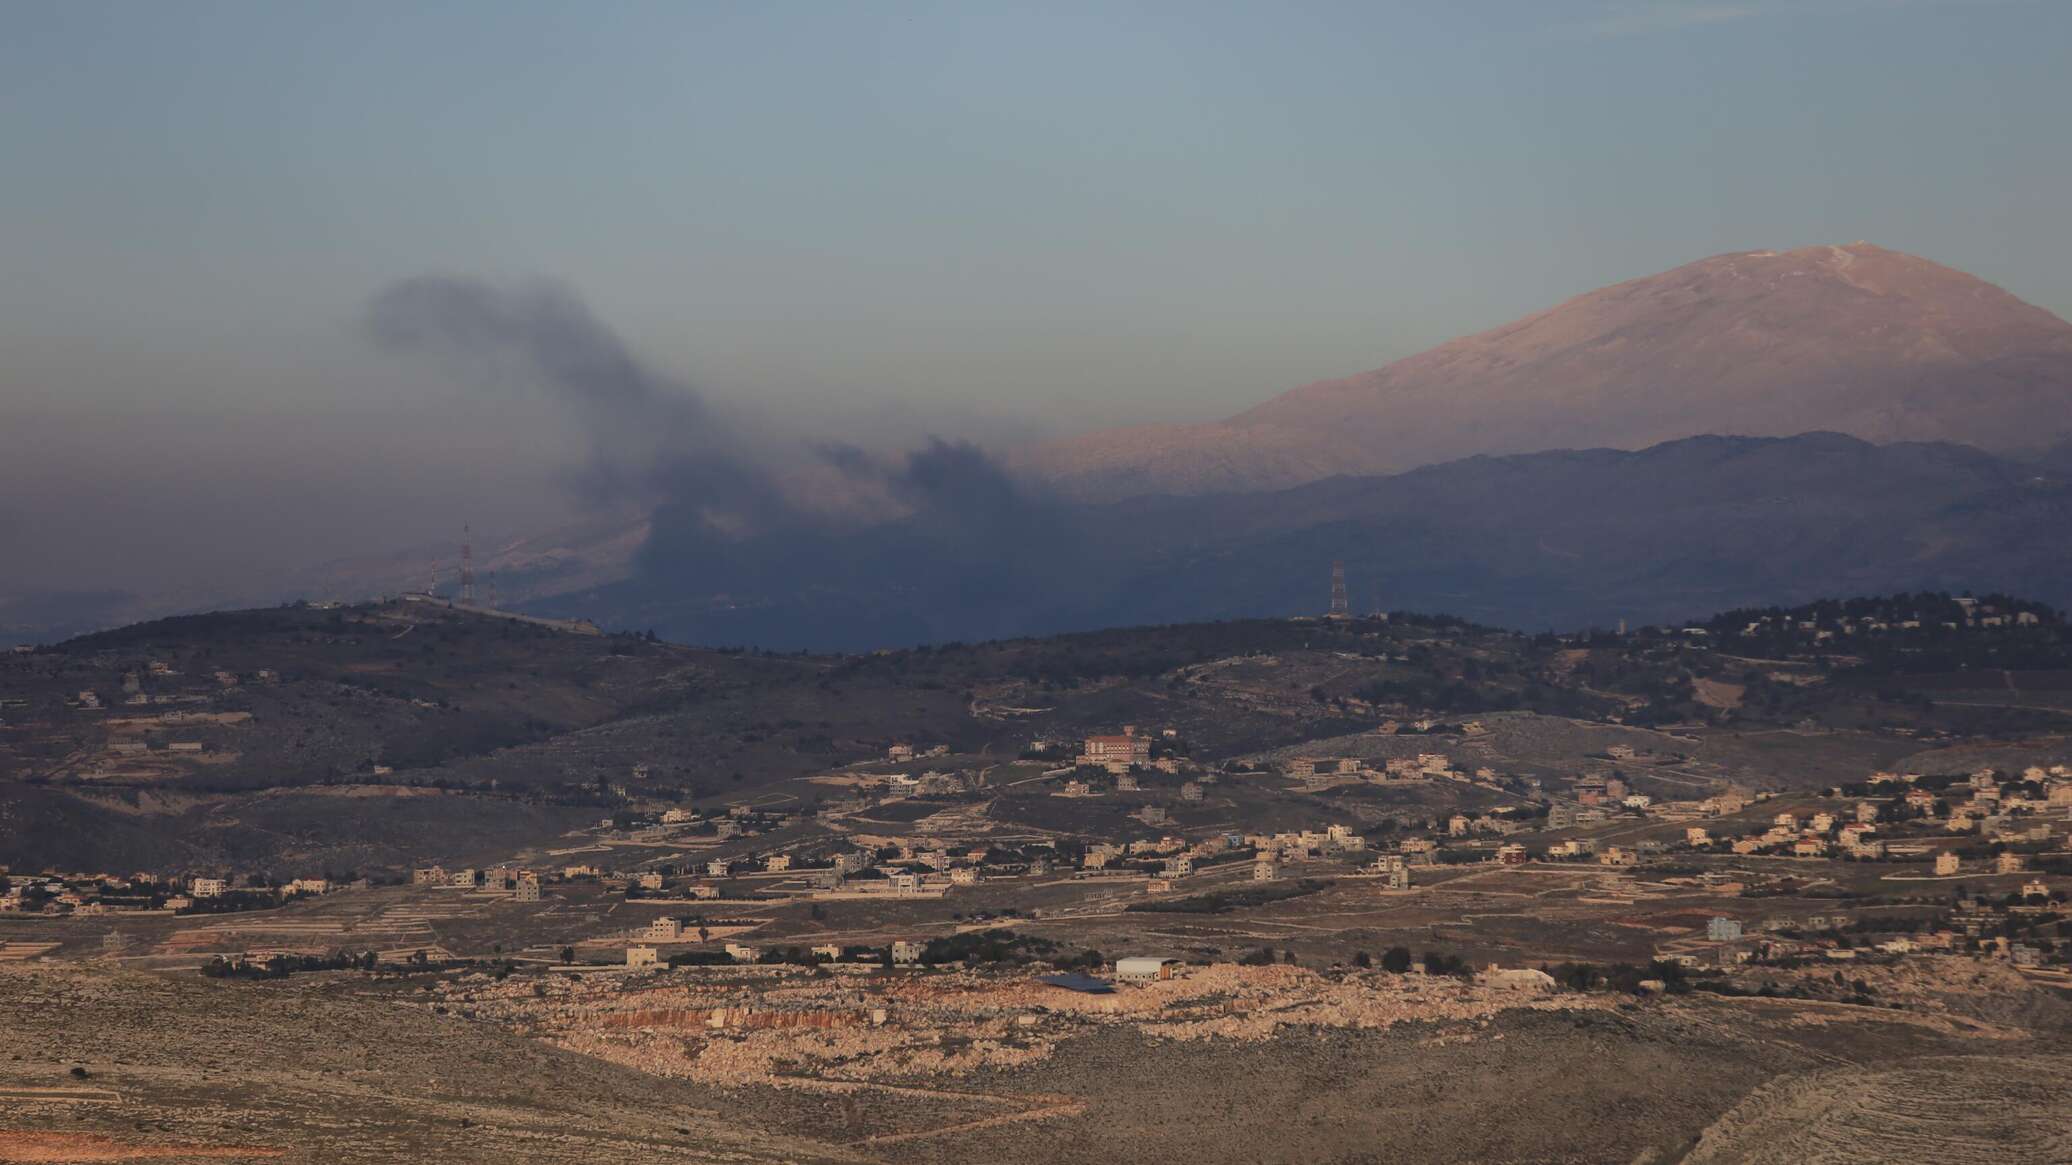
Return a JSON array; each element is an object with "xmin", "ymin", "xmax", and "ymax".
[{"xmin": 1026, "ymin": 243, "xmax": 2072, "ymax": 499}]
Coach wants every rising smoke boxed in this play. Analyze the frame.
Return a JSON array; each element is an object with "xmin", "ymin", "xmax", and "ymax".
[
  {"xmin": 361, "ymin": 275, "xmax": 1097, "ymax": 648},
  {"xmin": 362, "ymin": 275, "xmax": 761, "ymax": 509}
]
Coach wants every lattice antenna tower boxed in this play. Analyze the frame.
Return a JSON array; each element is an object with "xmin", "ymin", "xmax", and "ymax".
[{"xmin": 459, "ymin": 525, "xmax": 477, "ymax": 605}]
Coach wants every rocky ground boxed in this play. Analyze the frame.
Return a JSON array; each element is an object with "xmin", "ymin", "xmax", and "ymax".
[
  {"xmin": 0, "ymin": 963, "xmax": 850, "ymax": 1164},
  {"xmin": 9, "ymin": 958, "xmax": 2072, "ymax": 1163},
  {"xmin": 457, "ymin": 963, "xmax": 1603, "ymax": 1088}
]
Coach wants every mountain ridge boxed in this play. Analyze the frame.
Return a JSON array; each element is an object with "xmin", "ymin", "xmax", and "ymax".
[
  {"xmin": 522, "ymin": 431, "xmax": 2072, "ymax": 648},
  {"xmin": 1024, "ymin": 243, "xmax": 2072, "ymax": 499}
]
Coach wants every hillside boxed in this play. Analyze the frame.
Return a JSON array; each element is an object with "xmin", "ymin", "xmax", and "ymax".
[
  {"xmin": 1091, "ymin": 433, "xmax": 2072, "ymax": 633},
  {"xmin": 1025, "ymin": 243, "xmax": 2072, "ymax": 499},
  {"xmin": 535, "ymin": 433, "xmax": 2072, "ymax": 648},
  {"xmin": 1, "ymin": 602, "xmax": 708, "ymax": 786},
  {"xmin": 5, "ymin": 590, "xmax": 2069, "ymax": 874}
]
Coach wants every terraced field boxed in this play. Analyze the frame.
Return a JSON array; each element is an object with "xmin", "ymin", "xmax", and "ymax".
[{"xmin": 1688, "ymin": 1053, "xmax": 2072, "ymax": 1164}]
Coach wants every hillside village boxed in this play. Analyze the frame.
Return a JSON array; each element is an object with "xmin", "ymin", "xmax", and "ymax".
[
  {"xmin": 9, "ymin": 728, "xmax": 2072, "ymax": 975},
  {"xmin": 6, "ymin": 594, "xmax": 2072, "ymax": 1161}
]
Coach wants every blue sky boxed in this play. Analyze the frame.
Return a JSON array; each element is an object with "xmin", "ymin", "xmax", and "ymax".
[{"xmin": 2, "ymin": 0, "xmax": 2068, "ymax": 583}]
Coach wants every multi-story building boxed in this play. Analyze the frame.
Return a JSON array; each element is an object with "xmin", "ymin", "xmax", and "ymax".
[{"xmin": 1079, "ymin": 731, "xmax": 1151, "ymax": 773}]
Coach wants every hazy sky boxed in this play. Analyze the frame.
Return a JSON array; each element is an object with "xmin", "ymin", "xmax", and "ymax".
[{"xmin": 3, "ymin": 0, "xmax": 2070, "ymax": 593}]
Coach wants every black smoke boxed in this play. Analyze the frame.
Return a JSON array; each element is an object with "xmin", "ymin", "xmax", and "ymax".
[
  {"xmin": 362, "ymin": 274, "xmax": 1103, "ymax": 649},
  {"xmin": 364, "ymin": 276, "xmax": 698, "ymax": 415},
  {"xmin": 363, "ymin": 275, "xmax": 764, "ymax": 510}
]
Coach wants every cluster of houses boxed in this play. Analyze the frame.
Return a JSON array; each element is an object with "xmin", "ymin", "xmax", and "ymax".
[
  {"xmin": 625, "ymin": 935, "xmax": 934, "ymax": 969},
  {"xmin": 884, "ymin": 742, "xmax": 951, "ymax": 763},
  {"xmin": 1280, "ymin": 751, "xmax": 1467, "ymax": 784},
  {"xmin": 0, "ymin": 869, "xmax": 355, "ymax": 916},
  {"xmin": 1665, "ymin": 874, "xmax": 2069, "ymax": 970},
  {"xmin": 411, "ymin": 864, "xmax": 545, "ymax": 900},
  {"xmin": 1733, "ymin": 597, "xmax": 2046, "ymax": 642},
  {"xmin": 62, "ymin": 657, "xmax": 280, "ymax": 714},
  {"xmin": 1695, "ymin": 803, "xmax": 1895, "ymax": 859},
  {"xmin": 1885, "ymin": 766, "xmax": 2072, "ymax": 840},
  {"xmin": 603, "ymin": 801, "xmax": 801, "ymax": 844},
  {"xmin": 1680, "ymin": 767, "xmax": 2072, "ymax": 862},
  {"xmin": 1322, "ymin": 759, "xmax": 2072, "ymax": 879},
  {"xmin": 1248, "ymin": 824, "xmax": 1370, "ymax": 867}
]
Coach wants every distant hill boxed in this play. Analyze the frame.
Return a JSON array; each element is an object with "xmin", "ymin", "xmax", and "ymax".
[
  {"xmin": 0, "ymin": 510, "xmax": 654, "ymax": 648},
  {"xmin": 8, "ymin": 582, "xmax": 2070, "ymax": 874},
  {"xmin": 537, "ymin": 433, "xmax": 2072, "ymax": 647},
  {"xmin": 1025, "ymin": 244, "xmax": 2072, "ymax": 499},
  {"xmin": 19, "ymin": 432, "xmax": 2061, "ymax": 655},
  {"xmin": 1091, "ymin": 432, "xmax": 2072, "ymax": 633}
]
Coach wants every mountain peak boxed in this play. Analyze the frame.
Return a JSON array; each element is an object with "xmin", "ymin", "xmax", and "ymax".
[{"xmin": 1025, "ymin": 245, "xmax": 2072, "ymax": 500}]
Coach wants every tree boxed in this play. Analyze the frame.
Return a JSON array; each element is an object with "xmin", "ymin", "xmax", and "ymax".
[
  {"xmin": 559, "ymin": 946, "xmax": 574, "ymax": 965},
  {"xmin": 1353, "ymin": 950, "xmax": 1372, "ymax": 969},
  {"xmin": 1380, "ymin": 947, "xmax": 1412, "ymax": 974}
]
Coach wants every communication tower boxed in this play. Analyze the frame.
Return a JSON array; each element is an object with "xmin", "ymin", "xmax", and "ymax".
[
  {"xmin": 460, "ymin": 525, "xmax": 477, "ymax": 605},
  {"xmin": 1328, "ymin": 560, "xmax": 1349, "ymax": 619}
]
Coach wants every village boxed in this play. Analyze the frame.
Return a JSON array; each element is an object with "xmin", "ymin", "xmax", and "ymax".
[
  {"xmin": 9, "ymin": 725, "xmax": 2071, "ymax": 987},
  {"xmin": 6, "ymin": 597, "xmax": 2072, "ymax": 1161}
]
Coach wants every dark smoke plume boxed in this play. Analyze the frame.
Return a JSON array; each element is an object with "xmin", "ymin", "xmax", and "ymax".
[
  {"xmin": 361, "ymin": 274, "xmax": 1099, "ymax": 648},
  {"xmin": 363, "ymin": 274, "xmax": 753, "ymax": 509},
  {"xmin": 364, "ymin": 275, "xmax": 700, "ymax": 417}
]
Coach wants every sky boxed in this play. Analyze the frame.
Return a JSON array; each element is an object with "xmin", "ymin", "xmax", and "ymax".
[{"xmin": 3, "ymin": 0, "xmax": 2069, "ymax": 595}]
